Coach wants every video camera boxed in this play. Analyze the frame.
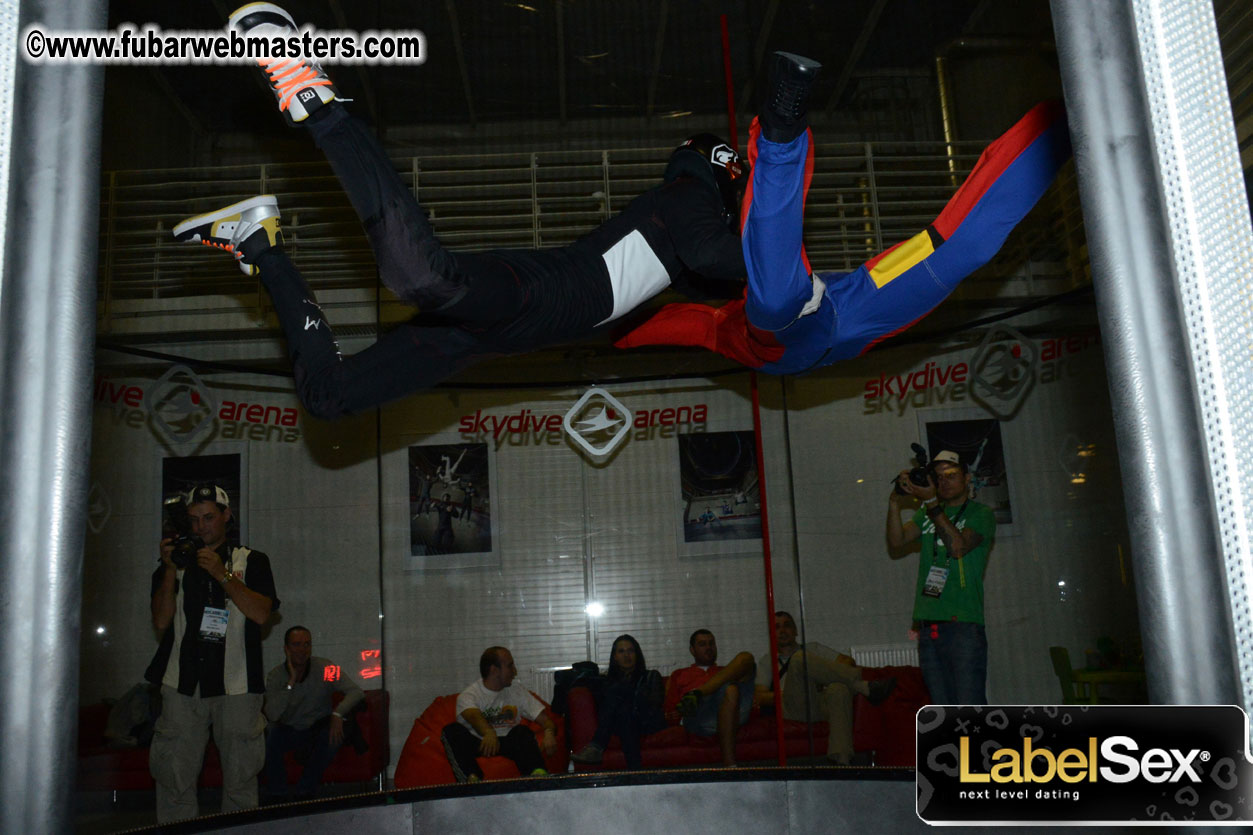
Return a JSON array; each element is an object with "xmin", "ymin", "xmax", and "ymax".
[
  {"xmin": 893, "ymin": 443, "xmax": 936, "ymax": 495},
  {"xmin": 161, "ymin": 494, "xmax": 204, "ymax": 570}
]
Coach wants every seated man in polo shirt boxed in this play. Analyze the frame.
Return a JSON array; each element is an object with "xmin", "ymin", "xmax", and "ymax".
[{"xmin": 262, "ymin": 625, "xmax": 365, "ymax": 800}]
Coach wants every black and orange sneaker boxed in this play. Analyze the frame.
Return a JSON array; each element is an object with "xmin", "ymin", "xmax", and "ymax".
[
  {"xmin": 228, "ymin": 3, "xmax": 341, "ymax": 125},
  {"xmin": 173, "ymin": 195, "xmax": 282, "ymax": 276}
]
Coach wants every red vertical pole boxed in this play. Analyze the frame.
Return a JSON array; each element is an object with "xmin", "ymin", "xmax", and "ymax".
[
  {"xmin": 719, "ymin": 14, "xmax": 738, "ymax": 149},
  {"xmin": 724, "ymin": 14, "xmax": 785, "ymax": 769}
]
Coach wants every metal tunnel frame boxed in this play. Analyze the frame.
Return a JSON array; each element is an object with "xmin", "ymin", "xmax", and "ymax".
[
  {"xmin": 0, "ymin": 1, "xmax": 106, "ymax": 833},
  {"xmin": 1051, "ymin": 0, "xmax": 1252, "ymax": 715}
]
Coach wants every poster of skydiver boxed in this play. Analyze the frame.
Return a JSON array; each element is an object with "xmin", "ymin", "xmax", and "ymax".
[{"xmin": 408, "ymin": 442, "xmax": 493, "ymax": 560}]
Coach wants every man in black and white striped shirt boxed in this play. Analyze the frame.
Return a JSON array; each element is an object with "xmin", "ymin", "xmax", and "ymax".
[{"xmin": 146, "ymin": 483, "xmax": 278, "ymax": 822}]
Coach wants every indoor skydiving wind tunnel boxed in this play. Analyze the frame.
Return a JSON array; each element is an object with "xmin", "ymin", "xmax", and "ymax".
[{"xmin": 5, "ymin": 0, "xmax": 1251, "ymax": 833}]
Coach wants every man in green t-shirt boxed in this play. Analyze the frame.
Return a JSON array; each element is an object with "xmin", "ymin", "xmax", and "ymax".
[{"xmin": 886, "ymin": 450, "xmax": 996, "ymax": 704}]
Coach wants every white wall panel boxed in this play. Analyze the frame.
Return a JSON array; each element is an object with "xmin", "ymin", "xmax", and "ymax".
[
  {"xmin": 585, "ymin": 379, "xmax": 774, "ymax": 671},
  {"xmin": 378, "ymin": 388, "xmax": 596, "ymax": 765}
]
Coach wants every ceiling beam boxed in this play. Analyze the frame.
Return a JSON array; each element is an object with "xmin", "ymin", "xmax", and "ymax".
[
  {"xmin": 826, "ymin": 0, "xmax": 889, "ymax": 114},
  {"xmin": 962, "ymin": 0, "xmax": 996, "ymax": 34},
  {"xmin": 556, "ymin": 0, "xmax": 567, "ymax": 124},
  {"xmin": 444, "ymin": 0, "xmax": 477, "ymax": 127},
  {"xmin": 736, "ymin": 0, "xmax": 779, "ymax": 118},
  {"xmin": 645, "ymin": 0, "xmax": 669, "ymax": 118},
  {"xmin": 145, "ymin": 68, "xmax": 208, "ymax": 138}
]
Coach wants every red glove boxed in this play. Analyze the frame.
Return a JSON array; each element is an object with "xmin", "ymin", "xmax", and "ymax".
[{"xmin": 614, "ymin": 296, "xmax": 784, "ymax": 368}]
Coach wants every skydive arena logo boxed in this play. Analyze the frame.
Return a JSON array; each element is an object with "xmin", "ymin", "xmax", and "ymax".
[
  {"xmin": 143, "ymin": 364, "xmax": 217, "ymax": 443},
  {"xmin": 562, "ymin": 387, "xmax": 632, "ymax": 459},
  {"xmin": 917, "ymin": 705, "xmax": 1253, "ymax": 824},
  {"xmin": 969, "ymin": 324, "xmax": 1036, "ymax": 418}
]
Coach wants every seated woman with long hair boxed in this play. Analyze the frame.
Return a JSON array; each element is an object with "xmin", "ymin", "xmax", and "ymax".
[{"xmin": 570, "ymin": 635, "xmax": 666, "ymax": 769}]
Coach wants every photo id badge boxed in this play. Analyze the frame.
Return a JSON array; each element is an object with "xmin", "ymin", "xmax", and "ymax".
[
  {"xmin": 200, "ymin": 606, "xmax": 228, "ymax": 642},
  {"xmin": 922, "ymin": 565, "xmax": 949, "ymax": 598}
]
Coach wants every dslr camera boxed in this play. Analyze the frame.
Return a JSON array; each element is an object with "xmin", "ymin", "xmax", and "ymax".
[
  {"xmin": 893, "ymin": 443, "xmax": 936, "ymax": 496},
  {"xmin": 161, "ymin": 494, "xmax": 204, "ymax": 570}
]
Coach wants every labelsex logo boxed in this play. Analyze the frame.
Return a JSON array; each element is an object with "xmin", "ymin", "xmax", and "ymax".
[{"xmin": 960, "ymin": 735, "xmax": 1207, "ymax": 784}]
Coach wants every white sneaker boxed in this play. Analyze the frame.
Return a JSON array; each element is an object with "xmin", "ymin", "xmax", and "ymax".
[{"xmin": 228, "ymin": 3, "xmax": 341, "ymax": 125}]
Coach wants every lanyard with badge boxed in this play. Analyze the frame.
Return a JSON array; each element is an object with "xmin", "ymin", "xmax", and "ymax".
[
  {"xmin": 199, "ymin": 554, "xmax": 232, "ymax": 643},
  {"xmin": 921, "ymin": 501, "xmax": 968, "ymax": 598}
]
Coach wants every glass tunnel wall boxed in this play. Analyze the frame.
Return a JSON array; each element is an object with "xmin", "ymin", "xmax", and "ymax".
[
  {"xmin": 80, "ymin": 319, "xmax": 1143, "ymax": 781},
  {"xmin": 71, "ymin": 0, "xmax": 1164, "ymax": 821}
]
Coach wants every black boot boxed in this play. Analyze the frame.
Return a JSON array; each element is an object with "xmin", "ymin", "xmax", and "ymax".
[{"xmin": 759, "ymin": 51, "xmax": 822, "ymax": 144}]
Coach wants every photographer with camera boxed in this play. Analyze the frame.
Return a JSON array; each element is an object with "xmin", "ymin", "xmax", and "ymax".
[
  {"xmin": 886, "ymin": 450, "xmax": 995, "ymax": 705},
  {"xmin": 145, "ymin": 484, "xmax": 279, "ymax": 823}
]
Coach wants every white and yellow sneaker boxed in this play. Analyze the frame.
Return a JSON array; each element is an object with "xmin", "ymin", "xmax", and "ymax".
[{"xmin": 173, "ymin": 195, "xmax": 282, "ymax": 276}]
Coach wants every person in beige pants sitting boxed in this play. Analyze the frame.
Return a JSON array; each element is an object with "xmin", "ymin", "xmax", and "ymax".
[{"xmin": 755, "ymin": 612, "xmax": 896, "ymax": 765}]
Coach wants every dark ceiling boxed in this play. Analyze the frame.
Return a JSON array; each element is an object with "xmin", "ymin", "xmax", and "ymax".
[{"xmin": 103, "ymin": 0, "xmax": 1055, "ymax": 158}]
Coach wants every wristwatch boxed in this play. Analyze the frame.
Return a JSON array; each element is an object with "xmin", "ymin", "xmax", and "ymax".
[{"xmin": 220, "ymin": 570, "xmax": 235, "ymax": 586}]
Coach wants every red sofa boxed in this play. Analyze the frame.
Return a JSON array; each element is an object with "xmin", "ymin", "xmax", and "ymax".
[
  {"xmin": 76, "ymin": 689, "xmax": 390, "ymax": 793},
  {"xmin": 567, "ymin": 665, "xmax": 926, "ymax": 769},
  {"xmin": 393, "ymin": 693, "xmax": 569, "ymax": 788}
]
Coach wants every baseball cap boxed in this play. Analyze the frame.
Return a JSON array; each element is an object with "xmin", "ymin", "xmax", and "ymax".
[
  {"xmin": 185, "ymin": 483, "xmax": 230, "ymax": 507},
  {"xmin": 932, "ymin": 450, "xmax": 967, "ymax": 471}
]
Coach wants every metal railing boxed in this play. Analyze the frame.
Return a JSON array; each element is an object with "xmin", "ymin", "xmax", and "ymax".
[{"xmin": 96, "ymin": 138, "xmax": 1088, "ymax": 335}]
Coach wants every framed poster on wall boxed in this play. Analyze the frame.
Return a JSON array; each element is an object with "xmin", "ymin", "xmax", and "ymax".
[
  {"xmin": 676, "ymin": 430, "xmax": 763, "ymax": 556},
  {"xmin": 406, "ymin": 441, "xmax": 498, "ymax": 570},
  {"xmin": 916, "ymin": 408, "xmax": 1017, "ymax": 534}
]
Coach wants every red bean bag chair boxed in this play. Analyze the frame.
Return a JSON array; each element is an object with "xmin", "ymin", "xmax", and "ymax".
[{"xmin": 393, "ymin": 693, "xmax": 568, "ymax": 788}]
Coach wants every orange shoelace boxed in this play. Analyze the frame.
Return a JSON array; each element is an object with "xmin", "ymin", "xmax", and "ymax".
[
  {"xmin": 200, "ymin": 239, "xmax": 241, "ymax": 260},
  {"xmin": 259, "ymin": 58, "xmax": 331, "ymax": 112}
]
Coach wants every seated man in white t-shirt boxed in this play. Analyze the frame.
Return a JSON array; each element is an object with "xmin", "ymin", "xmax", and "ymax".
[{"xmin": 441, "ymin": 646, "xmax": 559, "ymax": 783}]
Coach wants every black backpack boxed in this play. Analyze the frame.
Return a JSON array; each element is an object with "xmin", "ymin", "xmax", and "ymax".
[{"xmin": 550, "ymin": 661, "xmax": 605, "ymax": 721}]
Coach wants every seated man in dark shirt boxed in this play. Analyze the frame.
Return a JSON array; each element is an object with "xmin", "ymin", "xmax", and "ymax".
[{"xmin": 262, "ymin": 626, "xmax": 365, "ymax": 800}]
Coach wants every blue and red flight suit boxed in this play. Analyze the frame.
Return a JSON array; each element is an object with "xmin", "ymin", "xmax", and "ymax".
[{"xmin": 616, "ymin": 101, "xmax": 1073, "ymax": 370}]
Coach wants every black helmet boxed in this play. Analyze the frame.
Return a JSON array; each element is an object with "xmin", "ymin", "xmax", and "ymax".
[{"xmin": 663, "ymin": 133, "xmax": 750, "ymax": 229}]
